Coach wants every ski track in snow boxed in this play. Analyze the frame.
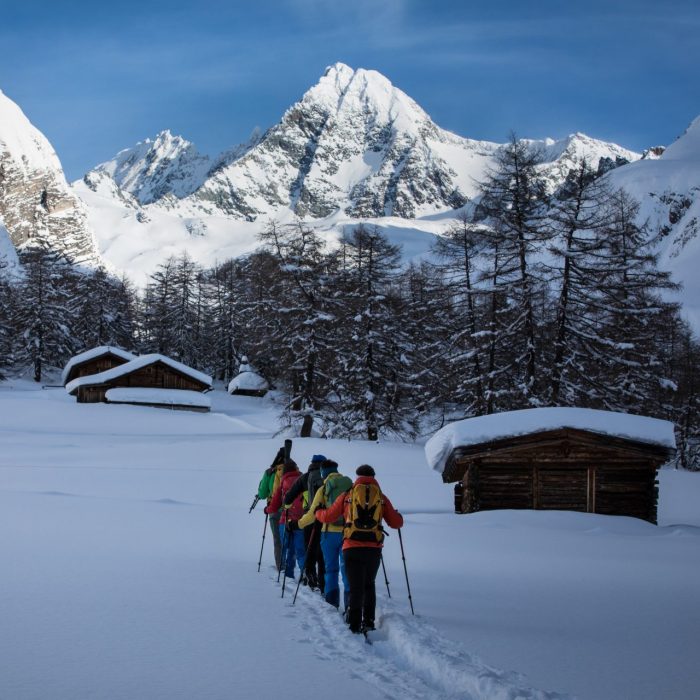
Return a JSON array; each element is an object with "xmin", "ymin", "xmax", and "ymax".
[{"xmin": 266, "ymin": 569, "xmax": 570, "ymax": 700}]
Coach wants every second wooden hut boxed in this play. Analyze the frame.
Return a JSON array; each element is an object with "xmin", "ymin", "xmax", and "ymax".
[{"xmin": 425, "ymin": 408, "xmax": 676, "ymax": 524}]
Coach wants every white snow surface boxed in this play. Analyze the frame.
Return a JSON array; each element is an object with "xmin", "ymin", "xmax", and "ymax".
[
  {"xmin": 61, "ymin": 346, "xmax": 137, "ymax": 385},
  {"xmin": 1, "ymin": 380, "xmax": 699, "ymax": 700},
  {"xmin": 105, "ymin": 387, "xmax": 212, "ymax": 409},
  {"xmin": 65, "ymin": 353, "xmax": 212, "ymax": 394},
  {"xmin": 425, "ymin": 407, "xmax": 676, "ymax": 474},
  {"xmin": 662, "ymin": 115, "xmax": 700, "ymax": 161}
]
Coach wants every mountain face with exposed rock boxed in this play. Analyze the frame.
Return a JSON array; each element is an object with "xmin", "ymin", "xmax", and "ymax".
[
  {"xmin": 0, "ymin": 89, "xmax": 100, "ymax": 266},
  {"xmin": 609, "ymin": 116, "xmax": 700, "ymax": 256},
  {"xmin": 80, "ymin": 63, "xmax": 639, "ymax": 225}
]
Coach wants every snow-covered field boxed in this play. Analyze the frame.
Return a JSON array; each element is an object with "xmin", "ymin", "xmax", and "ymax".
[{"xmin": 1, "ymin": 381, "xmax": 699, "ymax": 700}]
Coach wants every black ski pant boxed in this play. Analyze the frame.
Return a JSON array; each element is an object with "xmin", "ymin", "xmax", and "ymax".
[
  {"xmin": 343, "ymin": 547, "xmax": 381, "ymax": 632},
  {"xmin": 303, "ymin": 520, "xmax": 325, "ymax": 592}
]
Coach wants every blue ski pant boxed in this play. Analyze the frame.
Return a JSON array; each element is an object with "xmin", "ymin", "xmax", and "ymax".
[
  {"xmin": 279, "ymin": 524, "xmax": 306, "ymax": 579},
  {"xmin": 320, "ymin": 531, "xmax": 349, "ymax": 608}
]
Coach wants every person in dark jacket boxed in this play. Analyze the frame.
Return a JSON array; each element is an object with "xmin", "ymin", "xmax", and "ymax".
[
  {"xmin": 315, "ymin": 465, "xmax": 403, "ymax": 634},
  {"xmin": 284, "ymin": 454, "xmax": 327, "ymax": 590}
]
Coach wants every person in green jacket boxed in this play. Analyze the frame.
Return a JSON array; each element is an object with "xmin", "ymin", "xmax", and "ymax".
[{"xmin": 258, "ymin": 448, "xmax": 285, "ymax": 570}]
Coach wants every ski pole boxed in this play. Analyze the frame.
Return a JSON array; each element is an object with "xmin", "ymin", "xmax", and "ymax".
[
  {"xmin": 380, "ymin": 553, "xmax": 391, "ymax": 599},
  {"xmin": 281, "ymin": 525, "xmax": 293, "ymax": 598},
  {"xmin": 249, "ymin": 494, "xmax": 261, "ymax": 513},
  {"xmin": 277, "ymin": 525, "xmax": 288, "ymax": 583},
  {"xmin": 257, "ymin": 513, "xmax": 268, "ymax": 572},
  {"xmin": 292, "ymin": 525, "xmax": 316, "ymax": 605},
  {"xmin": 397, "ymin": 528, "xmax": 415, "ymax": 615}
]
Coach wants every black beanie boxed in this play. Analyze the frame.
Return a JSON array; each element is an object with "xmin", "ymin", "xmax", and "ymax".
[
  {"xmin": 283, "ymin": 460, "xmax": 298, "ymax": 474},
  {"xmin": 356, "ymin": 464, "xmax": 375, "ymax": 477}
]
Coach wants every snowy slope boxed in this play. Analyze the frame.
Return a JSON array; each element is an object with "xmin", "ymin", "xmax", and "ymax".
[
  {"xmin": 0, "ymin": 89, "xmax": 100, "ymax": 265},
  {"xmin": 1, "ymin": 380, "xmax": 699, "ymax": 700},
  {"xmin": 608, "ymin": 115, "xmax": 700, "ymax": 329}
]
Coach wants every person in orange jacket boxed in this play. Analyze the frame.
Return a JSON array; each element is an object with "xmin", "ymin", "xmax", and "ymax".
[{"xmin": 315, "ymin": 464, "xmax": 403, "ymax": 634}]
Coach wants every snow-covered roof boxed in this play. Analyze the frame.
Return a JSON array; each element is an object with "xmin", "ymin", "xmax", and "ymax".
[
  {"xmin": 105, "ymin": 388, "xmax": 211, "ymax": 409},
  {"xmin": 61, "ymin": 346, "xmax": 136, "ymax": 385},
  {"xmin": 227, "ymin": 371, "xmax": 269, "ymax": 394},
  {"xmin": 425, "ymin": 407, "xmax": 677, "ymax": 474},
  {"xmin": 66, "ymin": 353, "xmax": 212, "ymax": 395}
]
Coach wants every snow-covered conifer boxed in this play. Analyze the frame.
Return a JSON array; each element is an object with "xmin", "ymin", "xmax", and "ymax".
[
  {"xmin": 257, "ymin": 220, "xmax": 338, "ymax": 437},
  {"xmin": 328, "ymin": 224, "xmax": 414, "ymax": 440},
  {"xmin": 14, "ymin": 244, "xmax": 75, "ymax": 382},
  {"xmin": 476, "ymin": 135, "xmax": 550, "ymax": 407}
]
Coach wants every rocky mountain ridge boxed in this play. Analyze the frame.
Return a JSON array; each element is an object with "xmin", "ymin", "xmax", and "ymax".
[
  {"xmin": 82, "ymin": 63, "xmax": 640, "ymax": 224},
  {"xmin": 0, "ymin": 89, "xmax": 100, "ymax": 266}
]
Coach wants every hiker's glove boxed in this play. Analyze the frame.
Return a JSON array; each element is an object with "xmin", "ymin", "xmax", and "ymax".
[{"xmin": 286, "ymin": 521, "xmax": 299, "ymax": 532}]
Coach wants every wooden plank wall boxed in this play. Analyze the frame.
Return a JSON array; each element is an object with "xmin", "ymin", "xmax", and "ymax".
[{"xmin": 452, "ymin": 431, "xmax": 663, "ymax": 523}]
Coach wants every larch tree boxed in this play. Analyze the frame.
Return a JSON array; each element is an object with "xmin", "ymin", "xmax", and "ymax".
[
  {"xmin": 329, "ymin": 224, "xmax": 414, "ymax": 440},
  {"xmin": 431, "ymin": 212, "xmax": 488, "ymax": 417},
  {"xmin": 591, "ymin": 190, "xmax": 680, "ymax": 413},
  {"xmin": 476, "ymin": 134, "xmax": 550, "ymax": 405},
  {"xmin": 14, "ymin": 244, "xmax": 75, "ymax": 382},
  {"xmin": 545, "ymin": 161, "xmax": 620, "ymax": 406},
  {"xmin": 257, "ymin": 219, "xmax": 338, "ymax": 437}
]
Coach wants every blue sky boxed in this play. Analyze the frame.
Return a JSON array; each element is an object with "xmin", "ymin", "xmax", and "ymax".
[{"xmin": 1, "ymin": 0, "xmax": 698, "ymax": 180}]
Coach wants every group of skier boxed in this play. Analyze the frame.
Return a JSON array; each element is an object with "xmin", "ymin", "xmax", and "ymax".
[{"xmin": 255, "ymin": 443, "xmax": 404, "ymax": 635}]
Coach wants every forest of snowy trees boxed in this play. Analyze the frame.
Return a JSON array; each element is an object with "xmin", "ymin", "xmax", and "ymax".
[{"xmin": 1, "ymin": 142, "xmax": 699, "ymax": 468}]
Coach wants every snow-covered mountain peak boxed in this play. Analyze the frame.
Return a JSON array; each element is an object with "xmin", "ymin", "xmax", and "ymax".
[
  {"xmin": 291, "ymin": 62, "xmax": 355, "ymax": 116},
  {"xmin": 539, "ymin": 132, "xmax": 638, "ymax": 166},
  {"xmin": 344, "ymin": 67, "xmax": 432, "ymax": 135},
  {"xmin": 91, "ymin": 129, "xmax": 211, "ymax": 205},
  {"xmin": 662, "ymin": 115, "xmax": 700, "ymax": 161},
  {"xmin": 0, "ymin": 89, "xmax": 62, "ymax": 173},
  {"xmin": 295, "ymin": 63, "xmax": 432, "ymax": 138}
]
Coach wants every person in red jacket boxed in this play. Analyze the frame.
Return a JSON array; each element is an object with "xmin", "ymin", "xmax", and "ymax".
[
  {"xmin": 315, "ymin": 464, "xmax": 403, "ymax": 634},
  {"xmin": 264, "ymin": 461, "xmax": 306, "ymax": 580}
]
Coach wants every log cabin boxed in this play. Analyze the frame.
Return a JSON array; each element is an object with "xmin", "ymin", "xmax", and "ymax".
[
  {"xmin": 61, "ymin": 346, "xmax": 136, "ymax": 386},
  {"xmin": 425, "ymin": 408, "xmax": 676, "ymax": 524},
  {"xmin": 65, "ymin": 354, "xmax": 213, "ymax": 410}
]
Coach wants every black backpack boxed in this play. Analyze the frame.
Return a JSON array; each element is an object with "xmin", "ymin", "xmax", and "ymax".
[{"xmin": 306, "ymin": 467, "xmax": 324, "ymax": 510}]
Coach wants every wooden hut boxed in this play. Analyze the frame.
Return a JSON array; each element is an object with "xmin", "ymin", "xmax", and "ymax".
[
  {"xmin": 227, "ymin": 356, "xmax": 268, "ymax": 397},
  {"xmin": 65, "ymin": 354, "xmax": 213, "ymax": 408},
  {"xmin": 425, "ymin": 408, "xmax": 676, "ymax": 524},
  {"xmin": 62, "ymin": 346, "xmax": 136, "ymax": 386}
]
